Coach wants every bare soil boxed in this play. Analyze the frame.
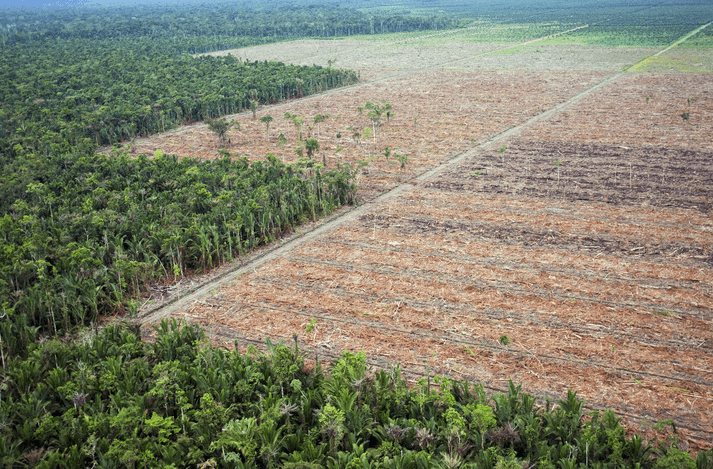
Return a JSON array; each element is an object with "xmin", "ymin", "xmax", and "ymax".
[
  {"xmin": 137, "ymin": 36, "xmax": 713, "ymax": 451},
  {"xmin": 203, "ymin": 39, "xmax": 504, "ymax": 80}
]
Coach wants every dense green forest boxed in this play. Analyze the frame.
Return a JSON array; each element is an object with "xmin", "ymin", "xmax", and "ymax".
[
  {"xmin": 0, "ymin": 0, "xmax": 462, "ymax": 161},
  {"xmin": 0, "ymin": 148, "xmax": 358, "ymax": 358},
  {"xmin": 345, "ymin": 0, "xmax": 713, "ymax": 26},
  {"xmin": 2, "ymin": 320, "xmax": 711, "ymax": 468},
  {"xmin": 0, "ymin": 44, "xmax": 357, "ymax": 152}
]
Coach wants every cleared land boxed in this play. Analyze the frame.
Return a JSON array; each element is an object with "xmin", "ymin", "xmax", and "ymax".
[{"xmin": 138, "ymin": 28, "xmax": 713, "ymax": 450}]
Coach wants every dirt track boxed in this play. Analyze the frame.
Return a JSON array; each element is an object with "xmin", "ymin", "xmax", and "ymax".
[{"xmin": 136, "ymin": 30, "xmax": 713, "ymax": 450}]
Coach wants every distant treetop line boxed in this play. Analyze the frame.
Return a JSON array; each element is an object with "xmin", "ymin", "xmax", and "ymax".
[
  {"xmin": 0, "ymin": 0, "xmax": 710, "ymax": 52},
  {"xmin": 0, "ymin": 0, "xmax": 461, "ymax": 45},
  {"xmin": 3, "ymin": 1, "xmax": 711, "ymax": 25}
]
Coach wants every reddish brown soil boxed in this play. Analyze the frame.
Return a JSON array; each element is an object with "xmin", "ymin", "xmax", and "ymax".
[{"xmin": 136, "ymin": 56, "xmax": 713, "ymax": 450}]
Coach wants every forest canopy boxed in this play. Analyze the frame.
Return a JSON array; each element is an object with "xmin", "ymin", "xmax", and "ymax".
[{"xmin": 2, "ymin": 319, "xmax": 709, "ymax": 468}]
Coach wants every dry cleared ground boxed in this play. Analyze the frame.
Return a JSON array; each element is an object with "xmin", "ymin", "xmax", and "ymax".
[{"xmin": 138, "ymin": 34, "xmax": 713, "ymax": 450}]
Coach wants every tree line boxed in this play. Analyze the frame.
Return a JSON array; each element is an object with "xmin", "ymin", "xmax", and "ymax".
[
  {"xmin": 0, "ymin": 147, "xmax": 358, "ymax": 359},
  {"xmin": 0, "ymin": 1, "xmax": 367, "ymax": 359},
  {"xmin": 0, "ymin": 39, "xmax": 358, "ymax": 159},
  {"xmin": 1, "ymin": 320, "xmax": 709, "ymax": 468}
]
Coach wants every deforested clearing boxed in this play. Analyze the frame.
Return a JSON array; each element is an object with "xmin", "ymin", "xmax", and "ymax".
[{"xmin": 139, "ymin": 36, "xmax": 713, "ymax": 450}]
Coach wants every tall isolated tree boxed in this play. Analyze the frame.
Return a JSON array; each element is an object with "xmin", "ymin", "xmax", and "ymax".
[
  {"xmin": 205, "ymin": 117, "xmax": 233, "ymax": 147},
  {"xmin": 305, "ymin": 138, "xmax": 319, "ymax": 159},
  {"xmin": 313, "ymin": 113, "xmax": 329, "ymax": 138},
  {"xmin": 260, "ymin": 115, "xmax": 274, "ymax": 141},
  {"xmin": 348, "ymin": 126, "xmax": 361, "ymax": 145},
  {"xmin": 364, "ymin": 100, "xmax": 391, "ymax": 147},
  {"xmin": 283, "ymin": 112, "xmax": 293, "ymax": 139},
  {"xmin": 277, "ymin": 133, "xmax": 287, "ymax": 160},
  {"xmin": 292, "ymin": 115, "xmax": 305, "ymax": 141},
  {"xmin": 384, "ymin": 102, "xmax": 394, "ymax": 122}
]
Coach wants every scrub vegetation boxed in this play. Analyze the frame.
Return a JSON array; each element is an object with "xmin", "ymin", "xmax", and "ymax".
[{"xmin": 3, "ymin": 320, "xmax": 711, "ymax": 468}]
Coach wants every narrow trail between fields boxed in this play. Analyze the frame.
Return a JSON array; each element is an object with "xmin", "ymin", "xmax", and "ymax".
[
  {"xmin": 138, "ymin": 71, "xmax": 629, "ymax": 329},
  {"xmin": 136, "ymin": 22, "xmax": 604, "ymax": 323}
]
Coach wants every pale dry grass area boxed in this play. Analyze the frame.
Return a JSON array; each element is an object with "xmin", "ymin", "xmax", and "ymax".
[
  {"xmin": 459, "ymin": 44, "xmax": 657, "ymax": 71},
  {"xmin": 203, "ymin": 38, "xmax": 656, "ymax": 76},
  {"xmin": 203, "ymin": 39, "xmax": 503, "ymax": 80}
]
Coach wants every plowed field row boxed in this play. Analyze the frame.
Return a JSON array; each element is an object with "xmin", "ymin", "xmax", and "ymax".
[{"xmin": 437, "ymin": 141, "xmax": 713, "ymax": 211}]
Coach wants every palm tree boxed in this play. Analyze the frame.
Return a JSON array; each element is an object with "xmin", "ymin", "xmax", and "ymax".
[
  {"xmin": 364, "ymin": 102, "xmax": 382, "ymax": 146},
  {"xmin": 348, "ymin": 126, "xmax": 361, "ymax": 145},
  {"xmin": 305, "ymin": 138, "xmax": 319, "ymax": 159},
  {"xmin": 292, "ymin": 115, "xmax": 305, "ymax": 141},
  {"xmin": 260, "ymin": 115, "xmax": 274, "ymax": 141},
  {"xmin": 205, "ymin": 117, "xmax": 230, "ymax": 147},
  {"xmin": 283, "ymin": 112, "xmax": 293, "ymax": 139},
  {"xmin": 277, "ymin": 133, "xmax": 287, "ymax": 161},
  {"xmin": 313, "ymin": 113, "xmax": 329, "ymax": 138}
]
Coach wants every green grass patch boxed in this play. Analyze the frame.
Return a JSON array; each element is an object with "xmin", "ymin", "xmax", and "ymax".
[
  {"xmin": 632, "ymin": 55, "xmax": 712, "ymax": 73},
  {"xmin": 538, "ymin": 25, "xmax": 694, "ymax": 47},
  {"xmin": 677, "ymin": 32, "xmax": 713, "ymax": 49},
  {"xmin": 666, "ymin": 386, "xmax": 691, "ymax": 393},
  {"xmin": 537, "ymin": 33, "xmax": 618, "ymax": 47},
  {"xmin": 489, "ymin": 45, "xmax": 525, "ymax": 55},
  {"xmin": 346, "ymin": 22, "xmax": 579, "ymax": 46},
  {"xmin": 343, "ymin": 30, "xmax": 440, "ymax": 42}
]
